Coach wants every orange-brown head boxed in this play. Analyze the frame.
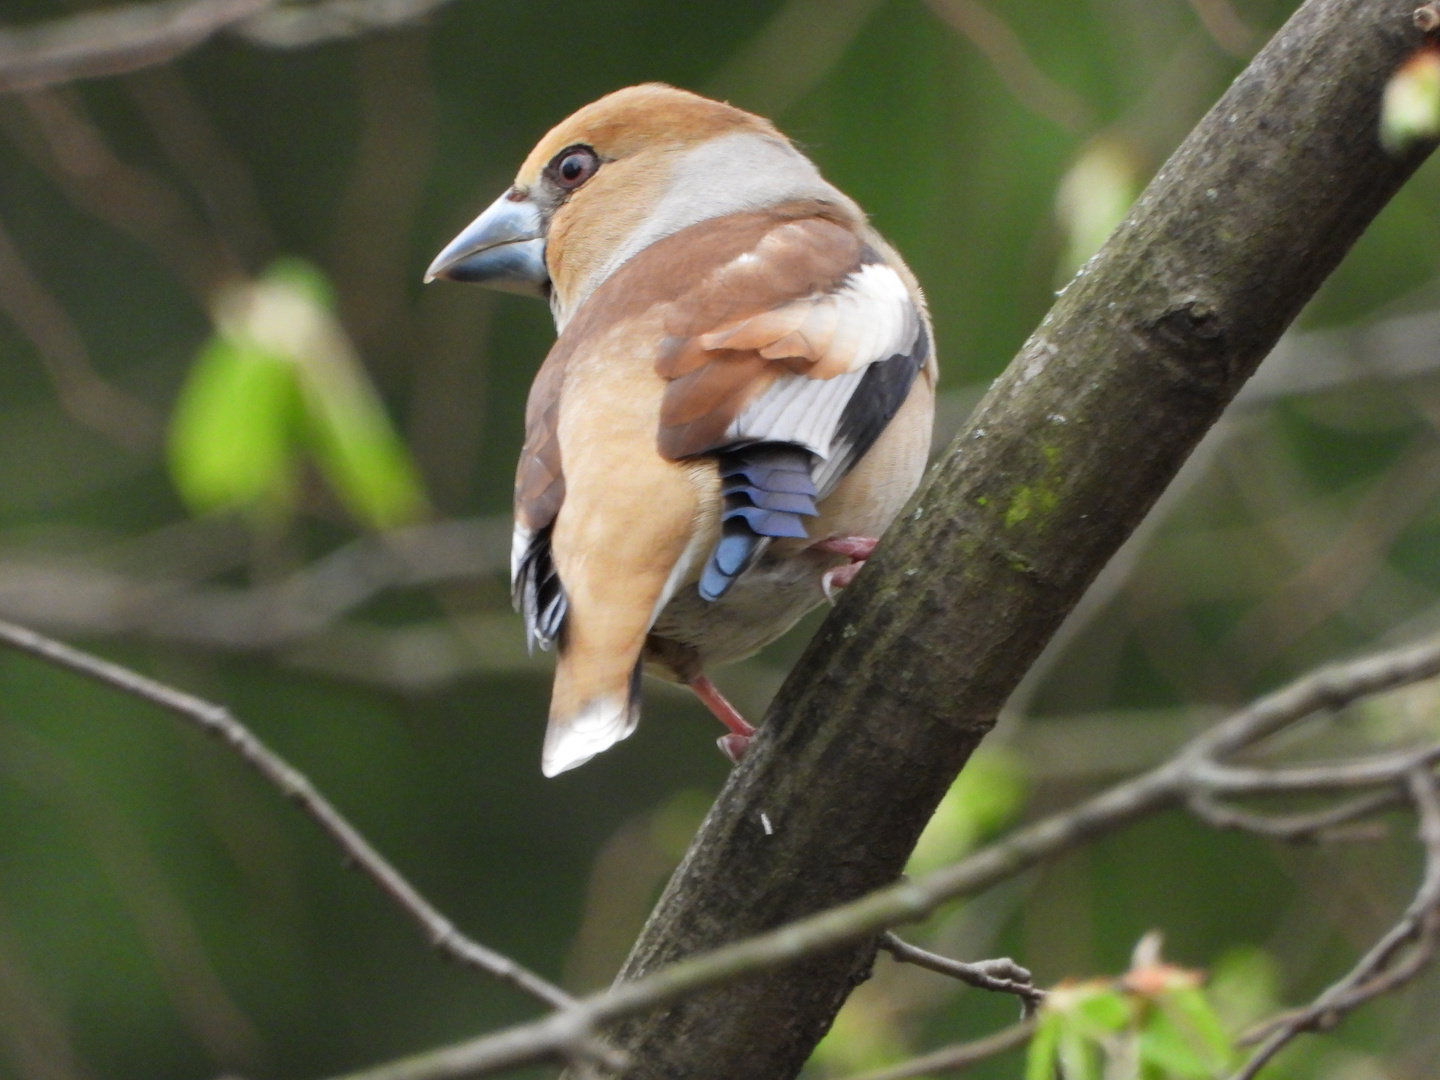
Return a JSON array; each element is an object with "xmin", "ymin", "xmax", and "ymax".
[{"xmin": 426, "ymin": 84, "xmax": 860, "ymax": 327}]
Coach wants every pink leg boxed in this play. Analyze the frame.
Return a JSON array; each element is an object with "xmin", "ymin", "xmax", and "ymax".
[
  {"xmin": 812, "ymin": 535, "xmax": 880, "ymax": 603},
  {"xmin": 690, "ymin": 674, "xmax": 755, "ymax": 763}
]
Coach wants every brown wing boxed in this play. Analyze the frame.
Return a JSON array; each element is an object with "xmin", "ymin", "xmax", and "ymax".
[
  {"xmin": 511, "ymin": 347, "xmax": 567, "ymax": 651},
  {"xmin": 655, "ymin": 217, "xmax": 866, "ymax": 459},
  {"xmin": 652, "ymin": 216, "xmax": 928, "ymax": 599}
]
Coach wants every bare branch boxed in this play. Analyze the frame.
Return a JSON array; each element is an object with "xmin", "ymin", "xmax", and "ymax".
[
  {"xmin": 878, "ymin": 932, "xmax": 1043, "ymax": 1016},
  {"xmin": 2, "ymin": 88, "xmax": 241, "ymax": 297},
  {"xmin": 0, "ymin": 618, "xmax": 577, "ymax": 1015},
  {"xmin": 842, "ymin": 1020, "xmax": 1036, "ymax": 1080},
  {"xmin": 234, "ymin": 0, "xmax": 461, "ymax": 48},
  {"xmin": 1191, "ymin": 742, "xmax": 1440, "ymax": 792},
  {"xmin": 1229, "ymin": 767, "xmax": 1440, "ymax": 1080},
  {"xmin": 602, "ymin": 2, "xmax": 1440, "ymax": 1073},
  {"xmin": 1187, "ymin": 0, "xmax": 1261, "ymax": 58},
  {"xmin": 0, "ymin": 0, "xmax": 464, "ymax": 95},
  {"xmin": 0, "ymin": 0, "xmax": 274, "ymax": 94},
  {"xmin": 307, "ymin": 629, "xmax": 1440, "ymax": 1080},
  {"xmin": 0, "ymin": 210, "xmax": 159, "ymax": 450},
  {"xmin": 10, "ymin": 561, "xmax": 1440, "ymax": 1080},
  {"xmin": 0, "ymin": 515, "xmax": 511, "ymax": 649},
  {"xmin": 923, "ymin": 0, "xmax": 1092, "ymax": 133},
  {"xmin": 1186, "ymin": 789, "xmax": 1404, "ymax": 842}
]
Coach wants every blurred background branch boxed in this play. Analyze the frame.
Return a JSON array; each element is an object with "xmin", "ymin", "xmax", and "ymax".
[{"xmin": 0, "ymin": 0, "xmax": 464, "ymax": 93}]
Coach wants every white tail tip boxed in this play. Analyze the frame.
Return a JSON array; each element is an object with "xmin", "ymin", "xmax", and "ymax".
[{"xmin": 541, "ymin": 696, "xmax": 639, "ymax": 777}]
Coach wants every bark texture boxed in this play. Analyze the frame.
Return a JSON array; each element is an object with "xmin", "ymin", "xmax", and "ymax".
[{"xmin": 602, "ymin": 1, "xmax": 1437, "ymax": 1076}]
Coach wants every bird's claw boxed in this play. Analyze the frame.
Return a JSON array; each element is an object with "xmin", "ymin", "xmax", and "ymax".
[
  {"xmin": 718, "ymin": 732, "xmax": 751, "ymax": 763},
  {"xmin": 815, "ymin": 535, "xmax": 879, "ymax": 604}
]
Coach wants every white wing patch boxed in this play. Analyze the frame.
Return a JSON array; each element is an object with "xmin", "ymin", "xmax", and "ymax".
[
  {"xmin": 718, "ymin": 263, "xmax": 920, "ymax": 461},
  {"xmin": 725, "ymin": 367, "xmax": 868, "ymax": 461}
]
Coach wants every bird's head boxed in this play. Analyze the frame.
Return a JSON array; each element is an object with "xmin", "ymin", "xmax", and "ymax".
[{"xmin": 425, "ymin": 84, "xmax": 854, "ymax": 328}]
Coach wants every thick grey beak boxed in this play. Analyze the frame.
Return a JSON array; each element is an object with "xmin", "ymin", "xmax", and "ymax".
[{"xmin": 424, "ymin": 194, "xmax": 548, "ymax": 296}]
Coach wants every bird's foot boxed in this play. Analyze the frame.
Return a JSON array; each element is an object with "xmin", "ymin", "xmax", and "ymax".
[
  {"xmin": 689, "ymin": 674, "xmax": 756, "ymax": 764},
  {"xmin": 814, "ymin": 535, "xmax": 879, "ymax": 604},
  {"xmin": 717, "ymin": 732, "xmax": 751, "ymax": 763}
]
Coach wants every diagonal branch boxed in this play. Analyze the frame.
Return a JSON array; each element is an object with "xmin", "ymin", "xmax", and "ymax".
[
  {"xmin": 306, "ymin": 628, "xmax": 1440, "ymax": 1080},
  {"xmin": 1228, "ymin": 767, "xmax": 1440, "ymax": 1080},
  {"xmin": 10, "ymin": 583, "xmax": 1440, "ymax": 1079},
  {"xmin": 843, "ymin": 1020, "xmax": 1036, "ymax": 1080},
  {"xmin": 600, "ymin": 2, "xmax": 1440, "ymax": 1076},
  {"xmin": 0, "ymin": 0, "xmax": 275, "ymax": 94},
  {"xmin": 0, "ymin": 618, "xmax": 577, "ymax": 1015},
  {"xmin": 0, "ymin": 0, "xmax": 464, "ymax": 94}
]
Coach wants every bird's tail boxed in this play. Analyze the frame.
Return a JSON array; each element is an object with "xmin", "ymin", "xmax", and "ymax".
[{"xmin": 542, "ymin": 647, "xmax": 644, "ymax": 777}]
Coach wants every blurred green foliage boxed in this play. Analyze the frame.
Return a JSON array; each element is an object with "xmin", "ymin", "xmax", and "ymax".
[
  {"xmin": 0, "ymin": 1, "xmax": 1439, "ymax": 1080},
  {"xmin": 1026, "ymin": 951, "xmax": 1233, "ymax": 1080},
  {"xmin": 1382, "ymin": 47, "xmax": 1440, "ymax": 155},
  {"xmin": 169, "ymin": 259, "xmax": 427, "ymax": 528}
]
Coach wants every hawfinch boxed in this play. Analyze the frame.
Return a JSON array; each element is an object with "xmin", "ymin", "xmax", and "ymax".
[{"xmin": 426, "ymin": 84, "xmax": 936, "ymax": 776}]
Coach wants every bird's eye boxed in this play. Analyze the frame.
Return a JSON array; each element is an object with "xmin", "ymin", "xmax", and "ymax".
[{"xmin": 551, "ymin": 146, "xmax": 599, "ymax": 190}]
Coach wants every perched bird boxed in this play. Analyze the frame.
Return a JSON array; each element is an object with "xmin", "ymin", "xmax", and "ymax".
[{"xmin": 426, "ymin": 84, "xmax": 936, "ymax": 776}]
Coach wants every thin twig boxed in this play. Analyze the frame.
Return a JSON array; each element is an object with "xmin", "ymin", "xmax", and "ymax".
[
  {"xmin": 879, "ymin": 932, "xmax": 1044, "ymax": 1017},
  {"xmin": 1186, "ymin": 789, "xmax": 1403, "ymax": 842},
  {"xmin": 13, "ymin": 563, "xmax": 1440, "ymax": 1079},
  {"xmin": 1187, "ymin": 0, "xmax": 1259, "ymax": 58},
  {"xmin": 0, "ymin": 0, "xmax": 274, "ymax": 94},
  {"xmin": 0, "ymin": 0, "xmax": 464, "ymax": 94},
  {"xmin": 0, "ymin": 619, "xmax": 577, "ymax": 1014},
  {"xmin": 0, "ymin": 515, "xmax": 511, "ymax": 650},
  {"xmin": 843, "ymin": 1020, "xmax": 1036, "ymax": 1080},
  {"xmin": 1228, "ymin": 767, "xmax": 1440, "ymax": 1080},
  {"xmin": 309, "ymin": 630, "xmax": 1440, "ymax": 1080},
  {"xmin": 923, "ymin": 0, "xmax": 1092, "ymax": 134},
  {"xmin": 0, "ymin": 209, "xmax": 159, "ymax": 450},
  {"xmin": 234, "ymin": 0, "xmax": 460, "ymax": 48},
  {"xmin": 1191, "ymin": 742, "xmax": 1440, "ymax": 792},
  {"xmin": 5, "ymin": 88, "xmax": 239, "ymax": 297}
]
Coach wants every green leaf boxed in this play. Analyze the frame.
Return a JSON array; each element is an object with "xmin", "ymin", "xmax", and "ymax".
[
  {"xmin": 1381, "ymin": 48, "xmax": 1440, "ymax": 155},
  {"xmin": 1163, "ymin": 986, "xmax": 1233, "ymax": 1063},
  {"xmin": 1057, "ymin": 1020, "xmax": 1102, "ymax": 1080},
  {"xmin": 1025, "ymin": 1010, "xmax": 1063, "ymax": 1080},
  {"xmin": 1138, "ymin": 1010, "xmax": 1219, "ymax": 1079},
  {"xmin": 1071, "ymin": 986, "xmax": 1134, "ymax": 1036},
  {"xmin": 176, "ymin": 257, "xmax": 429, "ymax": 532},
  {"xmin": 167, "ymin": 336, "xmax": 300, "ymax": 518}
]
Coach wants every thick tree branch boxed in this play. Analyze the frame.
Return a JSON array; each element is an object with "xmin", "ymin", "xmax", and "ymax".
[{"xmin": 600, "ymin": 2, "xmax": 1440, "ymax": 1076}]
